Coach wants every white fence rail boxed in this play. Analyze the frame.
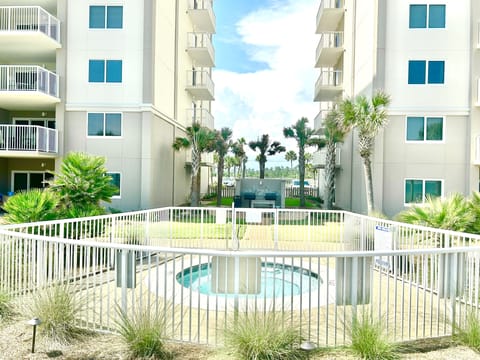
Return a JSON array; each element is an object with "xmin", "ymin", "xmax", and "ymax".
[
  {"xmin": 0, "ymin": 65, "xmax": 58, "ymax": 97},
  {"xmin": 0, "ymin": 6, "xmax": 60, "ymax": 42},
  {"xmin": 0, "ymin": 125, "xmax": 57, "ymax": 153},
  {"xmin": 1, "ymin": 207, "xmax": 480, "ymax": 346}
]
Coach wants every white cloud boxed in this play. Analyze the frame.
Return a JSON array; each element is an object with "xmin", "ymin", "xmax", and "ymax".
[{"xmin": 212, "ymin": 0, "xmax": 318, "ymax": 168}]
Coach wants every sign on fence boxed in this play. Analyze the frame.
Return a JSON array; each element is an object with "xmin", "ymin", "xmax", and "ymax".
[{"xmin": 374, "ymin": 225, "xmax": 393, "ymax": 271}]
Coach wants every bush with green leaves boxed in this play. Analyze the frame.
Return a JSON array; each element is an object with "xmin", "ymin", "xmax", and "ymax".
[
  {"xmin": 48, "ymin": 152, "xmax": 118, "ymax": 213},
  {"xmin": 115, "ymin": 304, "xmax": 172, "ymax": 359},
  {"xmin": 28, "ymin": 284, "xmax": 85, "ymax": 344},
  {"xmin": 0, "ymin": 290, "xmax": 14, "ymax": 321},
  {"xmin": 223, "ymin": 311, "xmax": 307, "ymax": 360},
  {"xmin": 348, "ymin": 311, "xmax": 398, "ymax": 360},
  {"xmin": 2, "ymin": 188, "xmax": 59, "ymax": 224},
  {"xmin": 455, "ymin": 310, "xmax": 480, "ymax": 352}
]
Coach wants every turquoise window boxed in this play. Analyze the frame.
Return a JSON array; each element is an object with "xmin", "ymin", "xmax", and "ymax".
[
  {"xmin": 429, "ymin": 5, "xmax": 446, "ymax": 28},
  {"xmin": 409, "ymin": 5, "xmax": 427, "ymax": 28},
  {"xmin": 408, "ymin": 60, "xmax": 426, "ymax": 84},
  {"xmin": 89, "ymin": 6, "xmax": 123, "ymax": 29},
  {"xmin": 88, "ymin": 60, "xmax": 105, "ymax": 82},
  {"xmin": 428, "ymin": 61, "xmax": 444, "ymax": 84}
]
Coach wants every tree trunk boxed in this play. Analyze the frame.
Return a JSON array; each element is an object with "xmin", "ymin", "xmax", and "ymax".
[
  {"xmin": 324, "ymin": 141, "xmax": 336, "ymax": 210},
  {"xmin": 361, "ymin": 155, "xmax": 375, "ymax": 214},
  {"xmin": 216, "ymin": 156, "xmax": 224, "ymax": 207},
  {"xmin": 299, "ymin": 147, "xmax": 305, "ymax": 207},
  {"xmin": 259, "ymin": 160, "xmax": 266, "ymax": 179},
  {"xmin": 242, "ymin": 158, "xmax": 247, "ymax": 178},
  {"xmin": 190, "ymin": 147, "xmax": 201, "ymax": 207}
]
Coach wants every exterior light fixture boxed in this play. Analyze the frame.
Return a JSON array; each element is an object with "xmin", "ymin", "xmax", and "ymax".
[
  {"xmin": 300, "ymin": 340, "xmax": 317, "ymax": 359},
  {"xmin": 27, "ymin": 317, "xmax": 41, "ymax": 353}
]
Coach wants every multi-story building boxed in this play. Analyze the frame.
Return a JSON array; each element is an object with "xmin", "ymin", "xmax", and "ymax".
[
  {"xmin": 0, "ymin": 0, "xmax": 215, "ymax": 211},
  {"xmin": 313, "ymin": 0, "xmax": 476, "ymax": 217}
]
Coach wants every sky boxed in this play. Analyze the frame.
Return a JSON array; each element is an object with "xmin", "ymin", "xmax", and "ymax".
[{"xmin": 211, "ymin": 0, "xmax": 318, "ymax": 169}]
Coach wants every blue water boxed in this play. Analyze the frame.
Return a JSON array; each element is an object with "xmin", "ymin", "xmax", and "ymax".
[{"xmin": 176, "ymin": 262, "xmax": 321, "ymax": 298}]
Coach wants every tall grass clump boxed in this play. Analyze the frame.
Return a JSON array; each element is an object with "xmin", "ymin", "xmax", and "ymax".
[
  {"xmin": 116, "ymin": 304, "xmax": 172, "ymax": 359},
  {"xmin": 455, "ymin": 310, "xmax": 480, "ymax": 352},
  {"xmin": 0, "ymin": 290, "xmax": 14, "ymax": 321},
  {"xmin": 348, "ymin": 312, "xmax": 399, "ymax": 360},
  {"xmin": 223, "ymin": 311, "xmax": 307, "ymax": 360},
  {"xmin": 28, "ymin": 284, "xmax": 84, "ymax": 344}
]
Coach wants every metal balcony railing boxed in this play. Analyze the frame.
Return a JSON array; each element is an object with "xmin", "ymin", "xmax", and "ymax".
[
  {"xmin": 0, "ymin": 125, "xmax": 58, "ymax": 153},
  {"xmin": 187, "ymin": 32, "xmax": 215, "ymax": 67},
  {"xmin": 186, "ymin": 69, "xmax": 214, "ymax": 100},
  {"xmin": 187, "ymin": 0, "xmax": 216, "ymax": 33},
  {"xmin": 316, "ymin": 0, "xmax": 345, "ymax": 27},
  {"xmin": 187, "ymin": 108, "xmax": 214, "ymax": 129},
  {"xmin": 316, "ymin": 69, "xmax": 343, "ymax": 88},
  {"xmin": 0, "ymin": 65, "xmax": 58, "ymax": 98},
  {"xmin": 0, "ymin": 6, "xmax": 60, "ymax": 42}
]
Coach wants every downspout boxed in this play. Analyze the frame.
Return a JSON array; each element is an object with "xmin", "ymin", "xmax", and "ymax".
[
  {"xmin": 172, "ymin": 0, "xmax": 180, "ymax": 205},
  {"xmin": 349, "ymin": 0, "xmax": 357, "ymax": 211}
]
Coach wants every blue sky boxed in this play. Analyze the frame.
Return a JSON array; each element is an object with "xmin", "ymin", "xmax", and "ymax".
[{"xmin": 211, "ymin": 0, "xmax": 318, "ymax": 169}]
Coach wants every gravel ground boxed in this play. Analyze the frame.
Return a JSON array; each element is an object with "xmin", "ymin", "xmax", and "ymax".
[{"xmin": 1, "ymin": 318, "xmax": 479, "ymax": 360}]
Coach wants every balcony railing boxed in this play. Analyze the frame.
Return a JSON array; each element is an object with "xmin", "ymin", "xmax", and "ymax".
[
  {"xmin": 0, "ymin": 6, "xmax": 60, "ymax": 42},
  {"xmin": 316, "ymin": 0, "xmax": 345, "ymax": 33},
  {"xmin": 0, "ymin": 65, "xmax": 58, "ymax": 97},
  {"xmin": 316, "ymin": 69, "xmax": 343, "ymax": 88},
  {"xmin": 187, "ymin": 0, "xmax": 216, "ymax": 33},
  {"xmin": 315, "ymin": 32, "xmax": 343, "ymax": 67},
  {"xmin": 187, "ymin": 32, "xmax": 215, "ymax": 67},
  {"xmin": 0, "ymin": 125, "xmax": 57, "ymax": 153},
  {"xmin": 187, "ymin": 108, "xmax": 214, "ymax": 129},
  {"xmin": 186, "ymin": 69, "xmax": 214, "ymax": 100}
]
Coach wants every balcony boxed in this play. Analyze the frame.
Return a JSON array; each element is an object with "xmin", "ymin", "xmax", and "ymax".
[
  {"xmin": 0, "ymin": 6, "xmax": 60, "ymax": 63},
  {"xmin": 187, "ymin": 107, "xmax": 214, "ymax": 129},
  {"xmin": 186, "ymin": 32, "xmax": 215, "ymax": 67},
  {"xmin": 0, "ymin": 124, "xmax": 58, "ymax": 156},
  {"xmin": 312, "ymin": 146, "xmax": 341, "ymax": 169},
  {"xmin": 187, "ymin": 0, "xmax": 216, "ymax": 33},
  {"xmin": 186, "ymin": 70, "xmax": 214, "ymax": 100},
  {"xmin": 0, "ymin": 65, "xmax": 59, "ymax": 110},
  {"xmin": 314, "ymin": 69, "xmax": 343, "ymax": 102},
  {"xmin": 315, "ymin": 32, "xmax": 343, "ymax": 67},
  {"xmin": 316, "ymin": 0, "xmax": 345, "ymax": 33}
]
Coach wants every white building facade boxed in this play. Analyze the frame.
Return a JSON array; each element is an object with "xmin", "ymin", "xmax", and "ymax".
[
  {"xmin": 314, "ymin": 0, "xmax": 478, "ymax": 217},
  {"xmin": 0, "ymin": 0, "xmax": 215, "ymax": 211}
]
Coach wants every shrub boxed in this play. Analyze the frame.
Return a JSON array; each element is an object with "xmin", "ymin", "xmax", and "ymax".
[
  {"xmin": 115, "ymin": 304, "xmax": 172, "ymax": 359},
  {"xmin": 455, "ymin": 311, "xmax": 480, "ymax": 352},
  {"xmin": 28, "ymin": 284, "xmax": 85, "ymax": 344},
  {"xmin": 2, "ymin": 189, "xmax": 59, "ymax": 224},
  {"xmin": 48, "ymin": 152, "xmax": 118, "ymax": 211},
  {"xmin": 0, "ymin": 290, "xmax": 14, "ymax": 321},
  {"xmin": 348, "ymin": 311, "xmax": 399, "ymax": 360},
  {"xmin": 223, "ymin": 311, "xmax": 307, "ymax": 360}
]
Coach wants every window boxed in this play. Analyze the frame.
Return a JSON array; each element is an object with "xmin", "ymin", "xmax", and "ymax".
[
  {"xmin": 405, "ymin": 179, "xmax": 442, "ymax": 204},
  {"xmin": 89, "ymin": 6, "xmax": 123, "ymax": 29},
  {"xmin": 88, "ymin": 113, "xmax": 122, "ymax": 136},
  {"xmin": 107, "ymin": 172, "xmax": 121, "ymax": 198},
  {"xmin": 409, "ymin": 4, "xmax": 445, "ymax": 28},
  {"xmin": 12, "ymin": 172, "xmax": 53, "ymax": 192},
  {"xmin": 408, "ymin": 60, "xmax": 444, "ymax": 84},
  {"xmin": 89, "ymin": 60, "xmax": 122, "ymax": 83},
  {"xmin": 406, "ymin": 116, "xmax": 443, "ymax": 141}
]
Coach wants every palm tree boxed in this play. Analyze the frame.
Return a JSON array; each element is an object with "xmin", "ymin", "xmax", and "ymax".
[
  {"xmin": 249, "ymin": 134, "xmax": 286, "ymax": 179},
  {"xmin": 323, "ymin": 109, "xmax": 349, "ymax": 210},
  {"xmin": 231, "ymin": 138, "xmax": 247, "ymax": 178},
  {"xmin": 283, "ymin": 118, "xmax": 324, "ymax": 207},
  {"xmin": 340, "ymin": 91, "xmax": 390, "ymax": 214},
  {"xmin": 285, "ymin": 150, "xmax": 297, "ymax": 169},
  {"xmin": 214, "ymin": 127, "xmax": 233, "ymax": 206},
  {"xmin": 224, "ymin": 156, "xmax": 237, "ymax": 178},
  {"xmin": 173, "ymin": 122, "xmax": 216, "ymax": 207}
]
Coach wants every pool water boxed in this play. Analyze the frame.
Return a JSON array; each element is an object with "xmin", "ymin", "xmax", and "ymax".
[{"xmin": 176, "ymin": 262, "xmax": 321, "ymax": 298}]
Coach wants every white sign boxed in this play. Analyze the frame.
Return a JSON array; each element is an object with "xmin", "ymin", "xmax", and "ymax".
[{"xmin": 374, "ymin": 225, "xmax": 393, "ymax": 271}]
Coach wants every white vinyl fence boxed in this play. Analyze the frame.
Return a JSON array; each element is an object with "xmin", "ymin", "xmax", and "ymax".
[{"xmin": 1, "ymin": 207, "xmax": 480, "ymax": 346}]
